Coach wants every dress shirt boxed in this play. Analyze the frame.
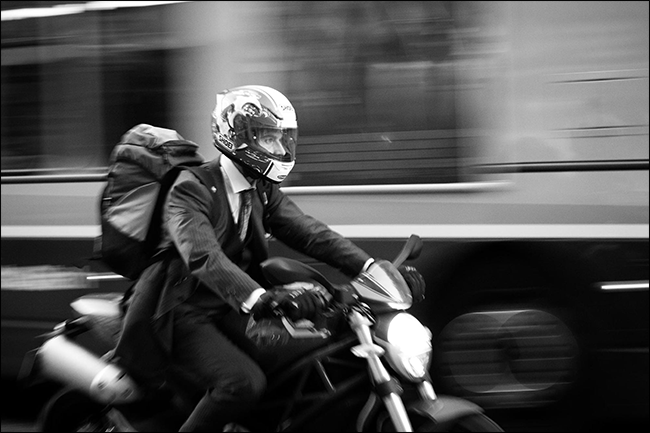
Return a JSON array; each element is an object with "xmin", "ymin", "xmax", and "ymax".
[
  {"xmin": 220, "ymin": 156, "xmax": 255, "ymax": 224},
  {"xmin": 220, "ymin": 157, "xmax": 264, "ymax": 312}
]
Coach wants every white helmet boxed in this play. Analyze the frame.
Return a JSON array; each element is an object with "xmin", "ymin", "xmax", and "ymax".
[{"xmin": 211, "ymin": 85, "xmax": 298, "ymax": 183}]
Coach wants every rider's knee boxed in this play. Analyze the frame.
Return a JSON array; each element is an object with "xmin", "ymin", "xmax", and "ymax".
[{"xmin": 211, "ymin": 366, "xmax": 267, "ymax": 403}]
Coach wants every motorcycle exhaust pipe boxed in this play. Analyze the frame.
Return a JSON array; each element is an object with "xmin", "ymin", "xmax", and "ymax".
[{"xmin": 37, "ymin": 334, "xmax": 142, "ymax": 404}]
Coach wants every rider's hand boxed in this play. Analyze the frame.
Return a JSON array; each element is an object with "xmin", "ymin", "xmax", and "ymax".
[
  {"xmin": 398, "ymin": 265, "xmax": 426, "ymax": 303},
  {"xmin": 251, "ymin": 284, "xmax": 326, "ymax": 321}
]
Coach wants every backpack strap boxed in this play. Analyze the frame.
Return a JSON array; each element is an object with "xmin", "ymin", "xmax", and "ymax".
[
  {"xmin": 183, "ymin": 165, "xmax": 220, "ymax": 222},
  {"xmin": 142, "ymin": 166, "xmax": 188, "ymax": 261},
  {"xmin": 183, "ymin": 165, "xmax": 217, "ymax": 197},
  {"xmin": 141, "ymin": 164, "xmax": 219, "ymax": 268}
]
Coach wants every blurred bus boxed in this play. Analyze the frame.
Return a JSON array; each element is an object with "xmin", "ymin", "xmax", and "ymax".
[{"xmin": 2, "ymin": 1, "xmax": 648, "ymax": 427}]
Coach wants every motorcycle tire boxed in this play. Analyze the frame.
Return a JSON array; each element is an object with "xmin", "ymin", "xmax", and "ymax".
[
  {"xmin": 413, "ymin": 413, "xmax": 504, "ymax": 432},
  {"xmin": 38, "ymin": 388, "xmax": 118, "ymax": 432},
  {"xmin": 375, "ymin": 412, "xmax": 503, "ymax": 432}
]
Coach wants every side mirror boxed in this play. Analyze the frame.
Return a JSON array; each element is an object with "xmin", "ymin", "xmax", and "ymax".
[{"xmin": 392, "ymin": 234, "xmax": 423, "ymax": 267}]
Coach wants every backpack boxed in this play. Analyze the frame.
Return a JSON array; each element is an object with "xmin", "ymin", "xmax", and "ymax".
[{"xmin": 97, "ymin": 124, "xmax": 212, "ymax": 280}]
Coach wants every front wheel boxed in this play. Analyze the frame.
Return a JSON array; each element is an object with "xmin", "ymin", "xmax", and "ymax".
[
  {"xmin": 414, "ymin": 413, "xmax": 504, "ymax": 432},
  {"xmin": 375, "ymin": 412, "xmax": 503, "ymax": 432}
]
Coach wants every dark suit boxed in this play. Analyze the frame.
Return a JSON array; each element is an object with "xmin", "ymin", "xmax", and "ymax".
[{"xmin": 113, "ymin": 155, "xmax": 371, "ymax": 430}]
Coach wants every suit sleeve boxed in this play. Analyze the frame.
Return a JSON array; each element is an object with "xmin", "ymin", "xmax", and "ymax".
[
  {"xmin": 263, "ymin": 183, "xmax": 372, "ymax": 277},
  {"xmin": 163, "ymin": 171, "xmax": 260, "ymax": 311}
]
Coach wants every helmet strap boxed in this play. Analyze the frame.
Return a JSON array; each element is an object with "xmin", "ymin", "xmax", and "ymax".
[{"xmin": 232, "ymin": 157, "xmax": 264, "ymax": 183}]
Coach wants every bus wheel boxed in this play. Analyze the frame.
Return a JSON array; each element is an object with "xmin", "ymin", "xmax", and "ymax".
[{"xmin": 432, "ymin": 308, "xmax": 580, "ymax": 410}]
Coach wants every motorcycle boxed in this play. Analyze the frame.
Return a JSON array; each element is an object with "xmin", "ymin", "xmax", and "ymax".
[{"xmin": 24, "ymin": 235, "xmax": 503, "ymax": 431}]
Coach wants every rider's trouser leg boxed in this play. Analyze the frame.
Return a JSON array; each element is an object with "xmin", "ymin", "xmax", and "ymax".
[{"xmin": 172, "ymin": 304, "xmax": 266, "ymax": 432}]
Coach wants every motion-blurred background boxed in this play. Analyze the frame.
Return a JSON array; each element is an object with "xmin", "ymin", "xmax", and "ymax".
[{"xmin": 2, "ymin": 1, "xmax": 648, "ymax": 431}]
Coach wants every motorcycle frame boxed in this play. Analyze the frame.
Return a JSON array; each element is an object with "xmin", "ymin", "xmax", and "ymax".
[
  {"xmin": 246, "ymin": 307, "xmax": 420, "ymax": 432},
  {"xmin": 247, "ymin": 332, "xmax": 370, "ymax": 431},
  {"xmin": 247, "ymin": 305, "xmax": 484, "ymax": 432}
]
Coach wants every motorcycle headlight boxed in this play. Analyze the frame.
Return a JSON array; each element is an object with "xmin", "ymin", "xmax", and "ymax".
[{"xmin": 376, "ymin": 312, "xmax": 432, "ymax": 381}]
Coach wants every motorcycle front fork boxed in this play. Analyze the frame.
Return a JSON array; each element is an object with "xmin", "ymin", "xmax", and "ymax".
[{"xmin": 348, "ymin": 309, "xmax": 436, "ymax": 432}]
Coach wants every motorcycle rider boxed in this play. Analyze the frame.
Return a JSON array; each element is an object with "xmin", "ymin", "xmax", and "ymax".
[{"xmin": 111, "ymin": 84, "xmax": 425, "ymax": 432}]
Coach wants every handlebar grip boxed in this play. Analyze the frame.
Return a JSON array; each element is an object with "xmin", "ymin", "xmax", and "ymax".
[{"xmin": 280, "ymin": 289, "xmax": 330, "ymax": 321}]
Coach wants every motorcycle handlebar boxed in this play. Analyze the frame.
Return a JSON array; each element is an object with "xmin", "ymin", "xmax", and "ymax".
[
  {"xmin": 261, "ymin": 235, "xmax": 423, "ymax": 295},
  {"xmin": 260, "ymin": 283, "xmax": 354, "ymax": 322},
  {"xmin": 259, "ymin": 235, "xmax": 423, "ymax": 318}
]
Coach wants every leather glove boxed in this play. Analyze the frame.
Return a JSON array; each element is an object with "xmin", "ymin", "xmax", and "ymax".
[
  {"xmin": 251, "ymin": 285, "xmax": 326, "ymax": 321},
  {"xmin": 398, "ymin": 265, "xmax": 426, "ymax": 303}
]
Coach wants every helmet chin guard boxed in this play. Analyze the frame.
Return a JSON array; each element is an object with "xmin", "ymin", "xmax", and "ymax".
[{"xmin": 212, "ymin": 85, "xmax": 298, "ymax": 183}]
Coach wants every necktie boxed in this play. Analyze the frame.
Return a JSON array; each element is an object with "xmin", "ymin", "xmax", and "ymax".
[{"xmin": 238, "ymin": 189, "xmax": 253, "ymax": 241}]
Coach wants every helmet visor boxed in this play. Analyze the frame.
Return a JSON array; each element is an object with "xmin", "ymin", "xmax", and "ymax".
[{"xmin": 251, "ymin": 127, "xmax": 297, "ymax": 162}]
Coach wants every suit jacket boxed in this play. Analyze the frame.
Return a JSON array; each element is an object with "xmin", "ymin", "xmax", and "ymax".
[{"xmin": 113, "ymin": 155, "xmax": 371, "ymax": 385}]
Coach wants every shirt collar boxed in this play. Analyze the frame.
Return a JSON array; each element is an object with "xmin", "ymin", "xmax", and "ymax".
[{"xmin": 221, "ymin": 156, "xmax": 254, "ymax": 194}]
